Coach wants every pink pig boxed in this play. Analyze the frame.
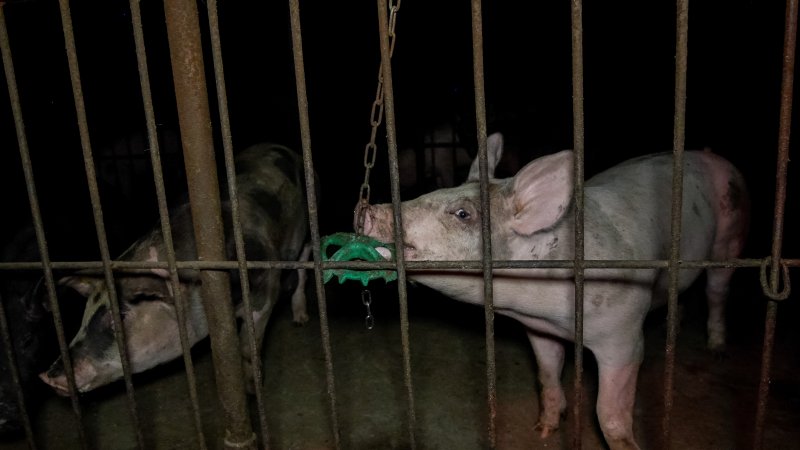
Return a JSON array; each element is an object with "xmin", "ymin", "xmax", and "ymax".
[{"xmin": 362, "ymin": 138, "xmax": 749, "ymax": 450}]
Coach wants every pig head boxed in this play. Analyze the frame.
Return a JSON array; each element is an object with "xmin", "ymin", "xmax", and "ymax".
[
  {"xmin": 362, "ymin": 144, "xmax": 749, "ymax": 450},
  {"xmin": 40, "ymin": 143, "xmax": 311, "ymax": 395}
]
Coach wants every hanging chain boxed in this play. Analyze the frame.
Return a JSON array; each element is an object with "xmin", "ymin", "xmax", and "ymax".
[
  {"xmin": 355, "ymin": 0, "xmax": 402, "ymax": 235},
  {"xmin": 362, "ymin": 290, "xmax": 375, "ymax": 330}
]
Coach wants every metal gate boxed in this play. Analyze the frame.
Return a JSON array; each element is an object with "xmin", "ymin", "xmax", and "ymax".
[{"xmin": 0, "ymin": 0, "xmax": 796, "ymax": 449}]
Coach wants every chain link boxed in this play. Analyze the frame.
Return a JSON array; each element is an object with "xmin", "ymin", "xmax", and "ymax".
[
  {"xmin": 355, "ymin": 0, "xmax": 401, "ymax": 235},
  {"xmin": 362, "ymin": 290, "xmax": 375, "ymax": 330}
]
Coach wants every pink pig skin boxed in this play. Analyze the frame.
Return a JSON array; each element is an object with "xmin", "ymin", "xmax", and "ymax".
[{"xmin": 362, "ymin": 143, "xmax": 749, "ymax": 450}]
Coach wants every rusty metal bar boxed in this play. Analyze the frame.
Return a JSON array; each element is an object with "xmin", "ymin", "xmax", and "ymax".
[
  {"xmin": 0, "ymin": 257, "xmax": 784, "ymax": 272},
  {"xmin": 754, "ymin": 0, "xmax": 798, "ymax": 446},
  {"xmin": 162, "ymin": 1, "xmax": 256, "ymax": 448},
  {"xmin": 127, "ymin": 0, "xmax": 207, "ymax": 447},
  {"xmin": 56, "ymin": 0, "xmax": 146, "ymax": 447},
  {"xmin": 570, "ymin": 1, "xmax": 586, "ymax": 448},
  {"xmin": 377, "ymin": 0, "xmax": 417, "ymax": 447},
  {"xmin": 469, "ymin": 0, "xmax": 498, "ymax": 447},
  {"xmin": 205, "ymin": 0, "xmax": 271, "ymax": 446},
  {"xmin": 1, "ymin": 7, "xmax": 58, "ymax": 448},
  {"xmin": 288, "ymin": 0, "xmax": 342, "ymax": 447},
  {"xmin": 663, "ymin": 0, "xmax": 689, "ymax": 445}
]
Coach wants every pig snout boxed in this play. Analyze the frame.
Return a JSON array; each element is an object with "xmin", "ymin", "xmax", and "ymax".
[
  {"xmin": 39, "ymin": 356, "xmax": 98, "ymax": 397},
  {"xmin": 360, "ymin": 205, "xmax": 395, "ymax": 243}
]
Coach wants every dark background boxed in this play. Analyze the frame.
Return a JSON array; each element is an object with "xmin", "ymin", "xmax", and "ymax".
[{"xmin": 0, "ymin": 0, "xmax": 796, "ymax": 264}]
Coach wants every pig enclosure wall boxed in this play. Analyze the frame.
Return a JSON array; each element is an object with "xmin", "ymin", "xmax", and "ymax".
[{"xmin": 0, "ymin": 0, "xmax": 798, "ymax": 449}]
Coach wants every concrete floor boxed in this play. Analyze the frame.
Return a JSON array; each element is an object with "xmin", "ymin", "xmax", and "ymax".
[{"xmin": 0, "ymin": 269, "xmax": 798, "ymax": 449}]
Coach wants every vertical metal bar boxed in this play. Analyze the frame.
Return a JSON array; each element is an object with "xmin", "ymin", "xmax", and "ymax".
[
  {"xmin": 162, "ymin": 1, "xmax": 256, "ymax": 448},
  {"xmin": 288, "ymin": 1, "xmax": 342, "ymax": 448},
  {"xmin": 754, "ymin": 0, "xmax": 797, "ymax": 447},
  {"xmin": 663, "ymin": 0, "xmax": 689, "ymax": 445},
  {"xmin": 469, "ymin": 0, "xmax": 498, "ymax": 447},
  {"xmin": 56, "ymin": 0, "xmax": 146, "ymax": 447},
  {"xmin": 127, "ymin": 0, "xmax": 207, "ymax": 447},
  {"xmin": 377, "ymin": 0, "xmax": 417, "ymax": 447},
  {"xmin": 0, "ymin": 9, "xmax": 56, "ymax": 448},
  {"xmin": 205, "ymin": 0, "xmax": 271, "ymax": 446},
  {"xmin": 569, "ymin": 1, "xmax": 586, "ymax": 449}
]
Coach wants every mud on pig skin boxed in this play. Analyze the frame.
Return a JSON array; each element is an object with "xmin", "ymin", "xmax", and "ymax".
[
  {"xmin": 39, "ymin": 143, "xmax": 312, "ymax": 396},
  {"xmin": 362, "ymin": 144, "xmax": 749, "ymax": 450}
]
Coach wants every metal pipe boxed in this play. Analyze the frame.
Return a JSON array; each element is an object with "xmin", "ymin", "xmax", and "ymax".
[
  {"xmin": 58, "ymin": 0, "xmax": 147, "ymax": 446},
  {"xmin": 570, "ymin": 2, "xmax": 586, "ymax": 448},
  {"xmin": 754, "ymin": 0, "xmax": 798, "ymax": 446},
  {"xmin": 288, "ymin": 0, "xmax": 342, "ymax": 447},
  {"xmin": 162, "ymin": 1, "xmax": 255, "ymax": 448},
  {"xmin": 469, "ymin": 0, "xmax": 498, "ymax": 447},
  {"xmin": 205, "ymin": 0, "xmax": 271, "ymax": 446},
  {"xmin": 127, "ymin": 0, "xmax": 207, "ymax": 446},
  {"xmin": 377, "ymin": 0, "xmax": 417, "ymax": 447},
  {"xmin": 663, "ymin": 0, "xmax": 689, "ymax": 444}
]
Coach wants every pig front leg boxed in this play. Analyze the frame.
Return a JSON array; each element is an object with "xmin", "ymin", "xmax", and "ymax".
[
  {"xmin": 291, "ymin": 243, "xmax": 312, "ymax": 325},
  {"xmin": 527, "ymin": 331, "xmax": 567, "ymax": 438}
]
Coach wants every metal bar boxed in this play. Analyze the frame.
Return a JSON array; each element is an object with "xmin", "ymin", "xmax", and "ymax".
[
  {"xmin": 288, "ymin": 0, "xmax": 342, "ymax": 447},
  {"xmin": 469, "ymin": 0, "xmax": 497, "ymax": 447},
  {"xmin": 127, "ymin": 0, "xmax": 207, "ymax": 447},
  {"xmin": 0, "ymin": 257, "xmax": 782, "ymax": 272},
  {"xmin": 663, "ymin": 0, "xmax": 689, "ymax": 445},
  {"xmin": 377, "ymin": 1, "xmax": 417, "ymax": 447},
  {"xmin": 162, "ymin": 1, "xmax": 255, "ymax": 448},
  {"xmin": 570, "ymin": 1, "xmax": 586, "ymax": 448},
  {"xmin": 205, "ymin": 0, "xmax": 271, "ymax": 446},
  {"xmin": 754, "ymin": 0, "xmax": 798, "ymax": 446},
  {"xmin": 56, "ymin": 0, "xmax": 146, "ymax": 447},
  {"xmin": 0, "ymin": 7, "xmax": 63, "ymax": 447}
]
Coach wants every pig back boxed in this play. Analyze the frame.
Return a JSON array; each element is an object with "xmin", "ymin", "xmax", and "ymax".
[{"xmin": 583, "ymin": 152, "xmax": 723, "ymax": 264}]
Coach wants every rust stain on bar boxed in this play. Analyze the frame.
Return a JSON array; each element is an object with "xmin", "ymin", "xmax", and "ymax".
[
  {"xmin": 162, "ymin": 0, "xmax": 255, "ymax": 448},
  {"xmin": 127, "ymin": 0, "xmax": 207, "ymax": 446},
  {"xmin": 662, "ymin": 0, "xmax": 689, "ymax": 445},
  {"xmin": 377, "ymin": 0, "xmax": 417, "ymax": 447},
  {"xmin": 469, "ymin": 0, "xmax": 498, "ymax": 447},
  {"xmin": 570, "ymin": 1, "xmax": 586, "ymax": 448},
  {"xmin": 754, "ymin": 0, "xmax": 797, "ymax": 447},
  {"xmin": 289, "ymin": 0, "xmax": 342, "ymax": 447}
]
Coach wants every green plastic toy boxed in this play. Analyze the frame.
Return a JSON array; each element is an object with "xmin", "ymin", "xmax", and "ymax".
[{"xmin": 321, "ymin": 232, "xmax": 397, "ymax": 286}]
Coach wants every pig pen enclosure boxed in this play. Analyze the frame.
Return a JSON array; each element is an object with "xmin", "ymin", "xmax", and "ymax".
[{"xmin": 0, "ymin": 0, "xmax": 799, "ymax": 449}]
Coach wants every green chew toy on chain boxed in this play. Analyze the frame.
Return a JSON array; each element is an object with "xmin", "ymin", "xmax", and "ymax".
[{"xmin": 321, "ymin": 232, "xmax": 397, "ymax": 286}]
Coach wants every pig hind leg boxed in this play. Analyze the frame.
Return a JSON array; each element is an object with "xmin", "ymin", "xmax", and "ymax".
[
  {"xmin": 527, "ymin": 331, "xmax": 567, "ymax": 438},
  {"xmin": 705, "ymin": 217, "xmax": 747, "ymax": 353},
  {"xmin": 291, "ymin": 243, "xmax": 311, "ymax": 325},
  {"xmin": 240, "ymin": 270, "xmax": 281, "ymax": 394}
]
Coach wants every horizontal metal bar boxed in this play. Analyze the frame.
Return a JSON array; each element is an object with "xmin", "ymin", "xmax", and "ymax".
[{"xmin": 0, "ymin": 258, "xmax": 783, "ymax": 272}]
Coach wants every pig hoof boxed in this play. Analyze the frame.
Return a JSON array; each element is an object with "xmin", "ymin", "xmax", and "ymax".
[
  {"xmin": 292, "ymin": 312, "xmax": 310, "ymax": 326},
  {"xmin": 534, "ymin": 421, "xmax": 558, "ymax": 439}
]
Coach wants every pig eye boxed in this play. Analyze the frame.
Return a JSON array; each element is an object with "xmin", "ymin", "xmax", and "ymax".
[{"xmin": 454, "ymin": 208, "xmax": 471, "ymax": 220}]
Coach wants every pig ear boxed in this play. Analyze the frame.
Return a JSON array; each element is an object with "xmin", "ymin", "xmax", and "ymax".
[
  {"xmin": 58, "ymin": 276, "xmax": 104, "ymax": 297},
  {"xmin": 510, "ymin": 150, "xmax": 574, "ymax": 236},
  {"xmin": 466, "ymin": 132, "xmax": 504, "ymax": 183}
]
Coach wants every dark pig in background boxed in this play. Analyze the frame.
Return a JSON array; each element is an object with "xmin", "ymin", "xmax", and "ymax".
[
  {"xmin": 39, "ymin": 143, "xmax": 311, "ymax": 395},
  {"xmin": 361, "ymin": 143, "xmax": 749, "ymax": 450},
  {"xmin": 0, "ymin": 228, "xmax": 51, "ymax": 435}
]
